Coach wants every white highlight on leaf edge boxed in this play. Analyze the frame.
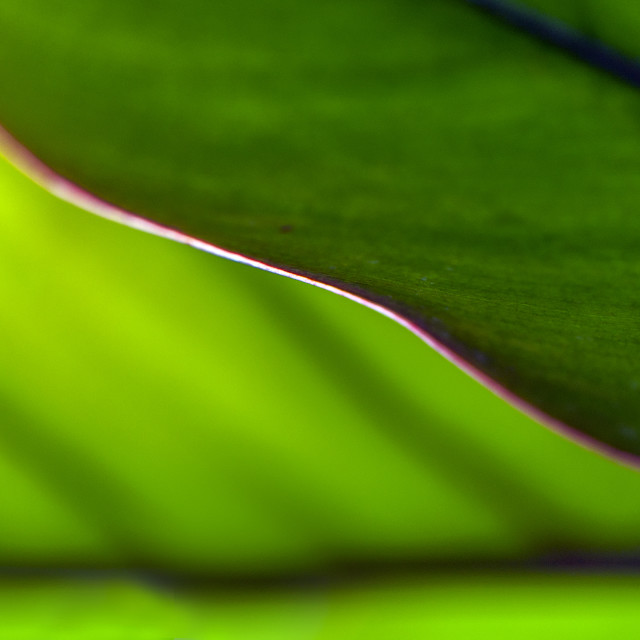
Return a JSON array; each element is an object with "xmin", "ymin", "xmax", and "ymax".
[{"xmin": 0, "ymin": 125, "xmax": 637, "ymax": 471}]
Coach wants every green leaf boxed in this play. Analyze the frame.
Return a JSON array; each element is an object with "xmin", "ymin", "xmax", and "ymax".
[
  {"xmin": 3, "ymin": 147, "xmax": 640, "ymax": 574},
  {"xmin": 517, "ymin": 0, "xmax": 640, "ymax": 56},
  {"xmin": 5, "ymin": 106, "xmax": 640, "ymax": 632},
  {"xmin": 1, "ymin": 0, "xmax": 640, "ymax": 458},
  {"xmin": 4, "ymin": 574, "xmax": 640, "ymax": 638}
]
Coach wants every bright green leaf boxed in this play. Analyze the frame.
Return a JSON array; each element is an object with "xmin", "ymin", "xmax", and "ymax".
[{"xmin": 4, "ymin": 574, "xmax": 640, "ymax": 639}]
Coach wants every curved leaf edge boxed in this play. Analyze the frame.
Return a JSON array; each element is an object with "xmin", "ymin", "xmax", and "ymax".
[{"xmin": 0, "ymin": 124, "xmax": 635, "ymax": 470}]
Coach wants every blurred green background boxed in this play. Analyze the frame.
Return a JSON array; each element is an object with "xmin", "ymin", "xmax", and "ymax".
[{"xmin": 3, "ymin": 151, "xmax": 640, "ymax": 634}]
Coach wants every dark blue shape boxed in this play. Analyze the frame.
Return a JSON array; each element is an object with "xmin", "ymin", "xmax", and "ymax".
[{"xmin": 465, "ymin": 0, "xmax": 640, "ymax": 88}]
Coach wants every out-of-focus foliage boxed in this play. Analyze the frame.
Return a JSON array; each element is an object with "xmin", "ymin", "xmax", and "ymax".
[
  {"xmin": 4, "ymin": 574, "xmax": 640, "ymax": 639},
  {"xmin": 519, "ymin": 0, "xmax": 640, "ymax": 56}
]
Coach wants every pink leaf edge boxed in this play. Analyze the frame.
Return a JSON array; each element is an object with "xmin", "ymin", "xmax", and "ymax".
[{"xmin": 0, "ymin": 124, "xmax": 637, "ymax": 471}]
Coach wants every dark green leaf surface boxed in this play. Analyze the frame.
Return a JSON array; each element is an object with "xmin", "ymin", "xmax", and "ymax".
[
  {"xmin": 1, "ymin": 0, "xmax": 640, "ymax": 456},
  {"xmin": 520, "ymin": 0, "xmax": 640, "ymax": 56}
]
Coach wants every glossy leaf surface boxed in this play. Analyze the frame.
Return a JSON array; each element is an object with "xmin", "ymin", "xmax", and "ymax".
[{"xmin": 1, "ymin": 1, "xmax": 640, "ymax": 455}]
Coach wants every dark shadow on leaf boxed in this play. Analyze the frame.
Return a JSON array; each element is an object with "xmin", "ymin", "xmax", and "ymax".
[{"xmin": 0, "ymin": 393, "xmax": 163, "ymax": 565}]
